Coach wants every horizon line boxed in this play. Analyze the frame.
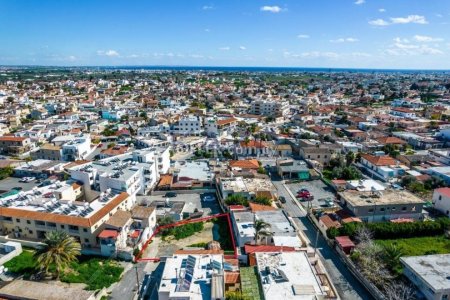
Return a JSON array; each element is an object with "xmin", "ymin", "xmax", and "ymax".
[{"xmin": 1, "ymin": 64, "xmax": 450, "ymax": 72}]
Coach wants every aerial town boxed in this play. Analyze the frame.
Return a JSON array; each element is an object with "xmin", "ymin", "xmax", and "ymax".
[{"xmin": 0, "ymin": 66, "xmax": 449, "ymax": 300}]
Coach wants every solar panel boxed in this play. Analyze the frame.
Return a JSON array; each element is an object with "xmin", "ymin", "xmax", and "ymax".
[{"xmin": 212, "ymin": 260, "xmax": 222, "ymax": 270}]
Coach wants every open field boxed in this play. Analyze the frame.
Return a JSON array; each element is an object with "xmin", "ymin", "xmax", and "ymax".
[{"xmin": 375, "ymin": 235, "xmax": 450, "ymax": 257}]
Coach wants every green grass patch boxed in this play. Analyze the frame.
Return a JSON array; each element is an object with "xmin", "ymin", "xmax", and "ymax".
[
  {"xmin": 187, "ymin": 242, "xmax": 208, "ymax": 248},
  {"xmin": 376, "ymin": 235, "xmax": 450, "ymax": 257},
  {"xmin": 5, "ymin": 251, "xmax": 123, "ymax": 290},
  {"xmin": 60, "ymin": 258, "xmax": 124, "ymax": 290},
  {"xmin": 4, "ymin": 250, "xmax": 37, "ymax": 275},
  {"xmin": 240, "ymin": 267, "xmax": 264, "ymax": 300}
]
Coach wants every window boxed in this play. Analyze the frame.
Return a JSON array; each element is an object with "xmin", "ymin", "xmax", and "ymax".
[
  {"xmin": 28, "ymin": 230, "xmax": 33, "ymax": 234},
  {"xmin": 439, "ymin": 195, "xmax": 442, "ymax": 200},
  {"xmin": 16, "ymin": 218, "xmax": 20, "ymax": 222},
  {"xmin": 84, "ymin": 238, "xmax": 89, "ymax": 243},
  {"xmin": 60, "ymin": 224, "xmax": 65, "ymax": 229},
  {"xmin": 402, "ymin": 207, "xmax": 407, "ymax": 211},
  {"xmin": 380, "ymin": 208, "xmax": 385, "ymax": 212},
  {"xmin": 83, "ymin": 228, "xmax": 88, "ymax": 233},
  {"xmin": 3, "ymin": 217, "xmax": 12, "ymax": 222},
  {"xmin": 368, "ymin": 209, "xmax": 374, "ymax": 213},
  {"xmin": 27, "ymin": 220, "xmax": 31, "ymax": 224}
]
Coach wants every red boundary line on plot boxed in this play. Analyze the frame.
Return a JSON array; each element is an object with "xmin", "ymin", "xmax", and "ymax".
[{"xmin": 135, "ymin": 212, "xmax": 237, "ymax": 262}]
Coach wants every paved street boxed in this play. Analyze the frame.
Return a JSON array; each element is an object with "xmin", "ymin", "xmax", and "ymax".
[
  {"xmin": 272, "ymin": 178, "xmax": 372, "ymax": 300},
  {"xmin": 110, "ymin": 262, "xmax": 147, "ymax": 300}
]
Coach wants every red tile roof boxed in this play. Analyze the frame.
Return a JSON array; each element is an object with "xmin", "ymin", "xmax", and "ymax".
[
  {"xmin": 239, "ymin": 140, "xmax": 267, "ymax": 148},
  {"xmin": 98, "ymin": 229, "xmax": 119, "ymax": 239},
  {"xmin": 229, "ymin": 159, "xmax": 260, "ymax": 169},
  {"xmin": 435, "ymin": 187, "xmax": 450, "ymax": 198},
  {"xmin": 0, "ymin": 136, "xmax": 27, "ymax": 142},
  {"xmin": 376, "ymin": 136, "xmax": 407, "ymax": 145},
  {"xmin": 335, "ymin": 236, "xmax": 355, "ymax": 248},
  {"xmin": 361, "ymin": 154, "xmax": 397, "ymax": 166},
  {"xmin": 244, "ymin": 245, "xmax": 296, "ymax": 254}
]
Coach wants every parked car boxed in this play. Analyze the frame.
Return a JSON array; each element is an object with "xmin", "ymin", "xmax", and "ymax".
[
  {"xmin": 203, "ymin": 195, "xmax": 215, "ymax": 202},
  {"xmin": 279, "ymin": 196, "xmax": 286, "ymax": 204},
  {"xmin": 164, "ymin": 192, "xmax": 177, "ymax": 198},
  {"xmin": 297, "ymin": 191, "xmax": 311, "ymax": 199},
  {"xmin": 19, "ymin": 177, "xmax": 35, "ymax": 183}
]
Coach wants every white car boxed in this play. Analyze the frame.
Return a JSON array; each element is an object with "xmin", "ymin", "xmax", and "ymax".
[
  {"xmin": 19, "ymin": 177, "xmax": 35, "ymax": 183},
  {"xmin": 203, "ymin": 195, "xmax": 216, "ymax": 202}
]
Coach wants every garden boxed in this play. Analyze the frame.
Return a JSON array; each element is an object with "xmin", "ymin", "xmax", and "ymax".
[{"xmin": 5, "ymin": 250, "xmax": 124, "ymax": 290}]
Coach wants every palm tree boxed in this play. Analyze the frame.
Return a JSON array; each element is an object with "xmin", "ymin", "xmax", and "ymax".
[
  {"xmin": 35, "ymin": 231, "xmax": 81, "ymax": 278},
  {"xmin": 254, "ymin": 219, "xmax": 272, "ymax": 245}
]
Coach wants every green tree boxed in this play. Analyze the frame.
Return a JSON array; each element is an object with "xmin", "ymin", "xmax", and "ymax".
[
  {"xmin": 255, "ymin": 219, "xmax": 272, "ymax": 245},
  {"xmin": 225, "ymin": 194, "xmax": 249, "ymax": 206},
  {"xmin": 0, "ymin": 166, "xmax": 14, "ymax": 180},
  {"xmin": 253, "ymin": 196, "xmax": 272, "ymax": 206},
  {"xmin": 345, "ymin": 151, "xmax": 355, "ymax": 166},
  {"xmin": 35, "ymin": 231, "xmax": 81, "ymax": 278}
]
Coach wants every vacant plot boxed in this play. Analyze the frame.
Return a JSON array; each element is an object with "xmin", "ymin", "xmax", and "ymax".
[{"xmin": 376, "ymin": 235, "xmax": 450, "ymax": 257}]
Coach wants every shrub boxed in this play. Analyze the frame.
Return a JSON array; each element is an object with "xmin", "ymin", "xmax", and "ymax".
[
  {"xmin": 4, "ymin": 250, "xmax": 37, "ymax": 275},
  {"xmin": 253, "ymin": 196, "xmax": 272, "ymax": 206},
  {"xmin": 333, "ymin": 218, "xmax": 450, "ymax": 240},
  {"xmin": 225, "ymin": 194, "xmax": 249, "ymax": 206}
]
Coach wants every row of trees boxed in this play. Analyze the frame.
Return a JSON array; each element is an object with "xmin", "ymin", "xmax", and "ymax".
[
  {"xmin": 224, "ymin": 194, "xmax": 272, "ymax": 207},
  {"xmin": 328, "ymin": 218, "xmax": 450, "ymax": 240},
  {"xmin": 350, "ymin": 227, "xmax": 416, "ymax": 300}
]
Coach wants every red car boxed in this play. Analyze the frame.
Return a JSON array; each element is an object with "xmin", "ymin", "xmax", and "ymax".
[{"xmin": 297, "ymin": 191, "xmax": 311, "ymax": 199}]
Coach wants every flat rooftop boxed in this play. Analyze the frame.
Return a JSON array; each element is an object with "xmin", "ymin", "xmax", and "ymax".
[
  {"xmin": 401, "ymin": 254, "xmax": 450, "ymax": 291},
  {"xmin": 173, "ymin": 160, "xmax": 213, "ymax": 181},
  {"xmin": 340, "ymin": 189, "xmax": 424, "ymax": 207},
  {"xmin": 256, "ymin": 252, "xmax": 325, "ymax": 300},
  {"xmin": 159, "ymin": 254, "xmax": 224, "ymax": 300}
]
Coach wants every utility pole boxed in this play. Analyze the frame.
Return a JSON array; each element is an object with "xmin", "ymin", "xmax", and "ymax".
[{"xmin": 135, "ymin": 265, "xmax": 141, "ymax": 297}]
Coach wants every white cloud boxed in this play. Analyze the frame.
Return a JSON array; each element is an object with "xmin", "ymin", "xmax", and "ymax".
[
  {"xmin": 369, "ymin": 18, "xmax": 390, "ymax": 26},
  {"xmin": 354, "ymin": 0, "xmax": 365, "ymax": 5},
  {"xmin": 189, "ymin": 54, "xmax": 204, "ymax": 58},
  {"xmin": 369, "ymin": 15, "xmax": 428, "ymax": 26},
  {"xmin": 202, "ymin": 5, "xmax": 214, "ymax": 10},
  {"xmin": 239, "ymin": 46, "xmax": 247, "ymax": 50},
  {"xmin": 350, "ymin": 52, "xmax": 372, "ymax": 57},
  {"xmin": 330, "ymin": 37, "xmax": 359, "ymax": 43},
  {"xmin": 390, "ymin": 15, "xmax": 428, "ymax": 24},
  {"xmin": 379, "ymin": 8, "xmax": 386, "ymax": 13},
  {"xmin": 219, "ymin": 47, "xmax": 230, "ymax": 51},
  {"xmin": 297, "ymin": 34, "xmax": 310, "ymax": 39},
  {"xmin": 413, "ymin": 35, "xmax": 443, "ymax": 42},
  {"xmin": 260, "ymin": 6, "xmax": 282, "ymax": 13},
  {"xmin": 386, "ymin": 38, "xmax": 443, "ymax": 55},
  {"xmin": 204, "ymin": 28, "xmax": 211, "ymax": 32},
  {"xmin": 68, "ymin": 55, "xmax": 77, "ymax": 61},
  {"xmin": 97, "ymin": 50, "xmax": 120, "ymax": 57},
  {"xmin": 286, "ymin": 51, "xmax": 339, "ymax": 59}
]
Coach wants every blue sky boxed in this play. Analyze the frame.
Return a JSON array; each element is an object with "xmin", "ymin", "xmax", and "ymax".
[{"xmin": 1, "ymin": 0, "xmax": 450, "ymax": 69}]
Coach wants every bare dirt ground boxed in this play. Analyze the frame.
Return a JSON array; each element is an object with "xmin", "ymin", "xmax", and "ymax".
[{"xmin": 142, "ymin": 222, "xmax": 215, "ymax": 258}]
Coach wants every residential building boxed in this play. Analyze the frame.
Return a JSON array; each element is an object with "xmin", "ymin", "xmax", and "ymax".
[
  {"xmin": 158, "ymin": 252, "xmax": 225, "ymax": 300},
  {"xmin": 249, "ymin": 100, "xmax": 289, "ymax": 117},
  {"xmin": 338, "ymin": 189, "xmax": 425, "ymax": 222},
  {"xmin": 401, "ymin": 254, "xmax": 450, "ymax": 300},
  {"xmin": 0, "ymin": 183, "xmax": 133, "ymax": 254},
  {"xmin": 276, "ymin": 158, "xmax": 310, "ymax": 180},
  {"xmin": 205, "ymin": 117, "xmax": 237, "ymax": 138},
  {"xmin": 359, "ymin": 154, "xmax": 408, "ymax": 182},
  {"xmin": 0, "ymin": 136, "xmax": 32, "ymax": 155},
  {"xmin": 172, "ymin": 115, "xmax": 203, "ymax": 136},
  {"xmin": 255, "ymin": 251, "xmax": 336, "ymax": 300},
  {"xmin": 432, "ymin": 187, "xmax": 450, "ymax": 217},
  {"xmin": 30, "ymin": 143, "xmax": 63, "ymax": 161}
]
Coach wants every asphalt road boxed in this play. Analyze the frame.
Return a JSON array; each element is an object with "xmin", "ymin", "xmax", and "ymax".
[
  {"xmin": 272, "ymin": 178, "xmax": 372, "ymax": 300},
  {"xmin": 110, "ymin": 262, "xmax": 148, "ymax": 300}
]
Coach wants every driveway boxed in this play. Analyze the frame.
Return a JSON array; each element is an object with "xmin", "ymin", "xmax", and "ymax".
[{"xmin": 273, "ymin": 178, "xmax": 371, "ymax": 300}]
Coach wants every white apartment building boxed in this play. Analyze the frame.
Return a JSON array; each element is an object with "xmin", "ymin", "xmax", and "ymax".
[
  {"xmin": 249, "ymin": 100, "xmax": 289, "ymax": 117},
  {"xmin": 69, "ymin": 147, "xmax": 170, "ymax": 201},
  {"xmin": 172, "ymin": 115, "xmax": 203, "ymax": 136},
  {"xmin": 52, "ymin": 134, "xmax": 93, "ymax": 161}
]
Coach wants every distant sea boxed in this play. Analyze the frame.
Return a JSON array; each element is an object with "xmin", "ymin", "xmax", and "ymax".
[
  {"xmin": 99, "ymin": 66, "xmax": 450, "ymax": 74},
  {"xmin": 3, "ymin": 65, "xmax": 450, "ymax": 74}
]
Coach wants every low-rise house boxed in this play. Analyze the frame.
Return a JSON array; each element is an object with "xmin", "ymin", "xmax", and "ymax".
[
  {"xmin": 0, "ymin": 136, "xmax": 32, "ymax": 156},
  {"xmin": 359, "ymin": 154, "xmax": 408, "ymax": 182},
  {"xmin": 30, "ymin": 143, "xmax": 63, "ymax": 161},
  {"xmin": 276, "ymin": 158, "xmax": 310, "ymax": 180}
]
